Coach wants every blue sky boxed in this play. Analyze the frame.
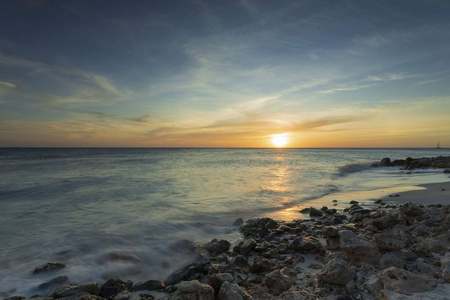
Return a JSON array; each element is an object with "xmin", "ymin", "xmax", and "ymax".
[{"xmin": 1, "ymin": 0, "xmax": 450, "ymax": 147}]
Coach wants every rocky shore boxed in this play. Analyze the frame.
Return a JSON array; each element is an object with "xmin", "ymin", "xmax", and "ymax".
[
  {"xmin": 378, "ymin": 156, "xmax": 450, "ymax": 171},
  {"xmin": 6, "ymin": 199, "xmax": 450, "ymax": 300}
]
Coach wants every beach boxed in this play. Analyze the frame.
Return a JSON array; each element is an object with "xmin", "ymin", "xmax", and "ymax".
[{"xmin": 1, "ymin": 154, "xmax": 449, "ymax": 300}]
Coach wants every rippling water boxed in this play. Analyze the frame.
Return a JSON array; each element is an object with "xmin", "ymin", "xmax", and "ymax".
[{"xmin": 1, "ymin": 148, "xmax": 449, "ymax": 297}]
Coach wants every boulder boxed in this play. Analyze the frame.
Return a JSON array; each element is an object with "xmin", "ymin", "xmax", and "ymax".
[
  {"xmin": 309, "ymin": 207, "xmax": 323, "ymax": 217},
  {"xmin": 317, "ymin": 259, "xmax": 355, "ymax": 286},
  {"xmin": 207, "ymin": 273, "xmax": 233, "ymax": 296},
  {"xmin": 380, "ymin": 158, "xmax": 392, "ymax": 166},
  {"xmin": 217, "ymin": 282, "xmax": 251, "ymax": 300},
  {"xmin": 250, "ymin": 257, "xmax": 273, "ymax": 273},
  {"xmin": 441, "ymin": 254, "xmax": 450, "ymax": 283},
  {"xmin": 165, "ymin": 260, "xmax": 209, "ymax": 286},
  {"xmin": 100, "ymin": 279, "xmax": 133, "ymax": 299},
  {"xmin": 55, "ymin": 283, "xmax": 100, "ymax": 298},
  {"xmin": 133, "ymin": 280, "xmax": 165, "ymax": 291},
  {"xmin": 263, "ymin": 270, "xmax": 292, "ymax": 296},
  {"xmin": 289, "ymin": 236, "xmax": 322, "ymax": 253},
  {"xmin": 37, "ymin": 275, "xmax": 69, "ymax": 290},
  {"xmin": 171, "ymin": 280, "xmax": 214, "ymax": 300},
  {"xmin": 339, "ymin": 230, "xmax": 381, "ymax": 265},
  {"xmin": 377, "ymin": 267, "xmax": 437, "ymax": 295},
  {"xmin": 231, "ymin": 255, "xmax": 250, "ymax": 273},
  {"xmin": 59, "ymin": 292, "xmax": 105, "ymax": 300},
  {"xmin": 204, "ymin": 239, "xmax": 231, "ymax": 256},
  {"xmin": 374, "ymin": 231, "xmax": 409, "ymax": 251},
  {"xmin": 33, "ymin": 263, "xmax": 67, "ymax": 274},
  {"xmin": 237, "ymin": 239, "xmax": 257, "ymax": 256},
  {"xmin": 379, "ymin": 251, "xmax": 406, "ymax": 269}
]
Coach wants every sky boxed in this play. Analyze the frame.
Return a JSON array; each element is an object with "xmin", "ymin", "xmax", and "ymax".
[{"xmin": 0, "ymin": 0, "xmax": 450, "ymax": 148}]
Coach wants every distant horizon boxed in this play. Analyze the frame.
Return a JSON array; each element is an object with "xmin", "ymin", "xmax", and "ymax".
[{"xmin": 1, "ymin": 146, "xmax": 448, "ymax": 150}]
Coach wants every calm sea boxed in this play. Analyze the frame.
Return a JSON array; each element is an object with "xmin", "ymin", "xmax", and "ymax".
[{"xmin": 1, "ymin": 148, "xmax": 449, "ymax": 297}]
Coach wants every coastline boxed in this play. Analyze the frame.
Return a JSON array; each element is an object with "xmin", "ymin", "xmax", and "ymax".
[{"xmin": 381, "ymin": 181, "xmax": 450, "ymax": 205}]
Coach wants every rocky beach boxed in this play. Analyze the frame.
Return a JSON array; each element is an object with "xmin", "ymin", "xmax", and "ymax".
[{"xmin": 3, "ymin": 156, "xmax": 450, "ymax": 300}]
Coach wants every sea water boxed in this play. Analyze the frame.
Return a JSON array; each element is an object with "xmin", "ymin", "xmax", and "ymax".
[{"xmin": 1, "ymin": 148, "xmax": 449, "ymax": 297}]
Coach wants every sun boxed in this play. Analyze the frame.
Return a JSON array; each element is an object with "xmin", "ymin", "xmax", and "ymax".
[{"xmin": 272, "ymin": 133, "xmax": 288, "ymax": 147}]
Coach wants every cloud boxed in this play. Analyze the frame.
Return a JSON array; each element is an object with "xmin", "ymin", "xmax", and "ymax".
[
  {"xmin": 365, "ymin": 73, "xmax": 417, "ymax": 82},
  {"xmin": 318, "ymin": 84, "xmax": 373, "ymax": 94},
  {"xmin": 0, "ymin": 53, "xmax": 130, "ymax": 105},
  {"xmin": 128, "ymin": 114, "xmax": 151, "ymax": 123},
  {"xmin": 0, "ymin": 81, "xmax": 16, "ymax": 89}
]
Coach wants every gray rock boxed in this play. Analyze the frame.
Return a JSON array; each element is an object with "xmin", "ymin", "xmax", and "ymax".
[
  {"xmin": 250, "ymin": 257, "xmax": 273, "ymax": 273},
  {"xmin": 339, "ymin": 230, "xmax": 381, "ymax": 265},
  {"xmin": 207, "ymin": 273, "xmax": 233, "ymax": 295},
  {"xmin": 374, "ymin": 231, "xmax": 409, "ymax": 251},
  {"xmin": 133, "ymin": 280, "xmax": 165, "ymax": 291},
  {"xmin": 317, "ymin": 259, "xmax": 355, "ymax": 286},
  {"xmin": 377, "ymin": 267, "xmax": 437, "ymax": 295},
  {"xmin": 238, "ymin": 239, "xmax": 256, "ymax": 256},
  {"xmin": 112, "ymin": 291, "xmax": 131, "ymax": 300},
  {"xmin": 37, "ymin": 275, "xmax": 69, "ymax": 291},
  {"xmin": 380, "ymin": 251, "xmax": 406, "ymax": 269},
  {"xmin": 441, "ymin": 254, "xmax": 450, "ymax": 283},
  {"xmin": 289, "ymin": 236, "xmax": 322, "ymax": 253},
  {"xmin": 363, "ymin": 275, "xmax": 383, "ymax": 297},
  {"xmin": 33, "ymin": 263, "xmax": 67, "ymax": 274},
  {"xmin": 59, "ymin": 292, "xmax": 105, "ymax": 300},
  {"xmin": 165, "ymin": 260, "xmax": 209, "ymax": 286},
  {"xmin": 263, "ymin": 270, "xmax": 292, "ymax": 296},
  {"xmin": 204, "ymin": 239, "xmax": 231, "ymax": 255},
  {"xmin": 309, "ymin": 207, "xmax": 323, "ymax": 217},
  {"xmin": 233, "ymin": 218, "xmax": 244, "ymax": 226},
  {"xmin": 231, "ymin": 255, "xmax": 250, "ymax": 273},
  {"xmin": 380, "ymin": 157, "xmax": 392, "ymax": 166},
  {"xmin": 55, "ymin": 283, "xmax": 100, "ymax": 298},
  {"xmin": 380, "ymin": 284, "xmax": 450, "ymax": 299},
  {"xmin": 218, "ymin": 282, "xmax": 252, "ymax": 300},
  {"xmin": 100, "ymin": 279, "xmax": 133, "ymax": 299},
  {"xmin": 171, "ymin": 280, "xmax": 214, "ymax": 300}
]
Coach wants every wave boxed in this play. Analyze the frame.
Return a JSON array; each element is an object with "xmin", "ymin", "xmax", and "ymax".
[{"xmin": 337, "ymin": 161, "xmax": 377, "ymax": 176}]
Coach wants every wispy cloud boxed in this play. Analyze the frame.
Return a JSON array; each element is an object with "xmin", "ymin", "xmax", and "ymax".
[{"xmin": 318, "ymin": 84, "xmax": 373, "ymax": 94}]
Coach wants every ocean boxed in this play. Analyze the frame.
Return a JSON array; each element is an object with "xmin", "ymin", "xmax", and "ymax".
[{"xmin": 1, "ymin": 148, "xmax": 449, "ymax": 297}]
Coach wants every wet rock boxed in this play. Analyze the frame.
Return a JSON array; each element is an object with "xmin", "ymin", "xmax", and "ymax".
[
  {"xmin": 165, "ymin": 260, "xmax": 209, "ymax": 286},
  {"xmin": 207, "ymin": 273, "xmax": 233, "ymax": 296},
  {"xmin": 237, "ymin": 239, "xmax": 256, "ymax": 256},
  {"xmin": 441, "ymin": 254, "xmax": 450, "ymax": 283},
  {"xmin": 217, "ymin": 282, "xmax": 251, "ymax": 300},
  {"xmin": 33, "ymin": 263, "xmax": 67, "ymax": 274},
  {"xmin": 100, "ymin": 279, "xmax": 133, "ymax": 299},
  {"xmin": 4, "ymin": 297, "xmax": 26, "ymax": 300},
  {"xmin": 377, "ymin": 267, "xmax": 437, "ymax": 295},
  {"xmin": 309, "ymin": 207, "xmax": 323, "ymax": 217},
  {"xmin": 133, "ymin": 280, "xmax": 165, "ymax": 291},
  {"xmin": 37, "ymin": 275, "xmax": 69, "ymax": 291},
  {"xmin": 380, "ymin": 157, "xmax": 392, "ymax": 166},
  {"xmin": 339, "ymin": 230, "xmax": 381, "ymax": 265},
  {"xmin": 263, "ymin": 270, "xmax": 292, "ymax": 296},
  {"xmin": 317, "ymin": 259, "xmax": 355, "ymax": 286},
  {"xmin": 204, "ymin": 239, "xmax": 231, "ymax": 256},
  {"xmin": 231, "ymin": 255, "xmax": 250, "ymax": 273},
  {"xmin": 169, "ymin": 240, "xmax": 197, "ymax": 254},
  {"xmin": 289, "ymin": 236, "xmax": 322, "ymax": 253},
  {"xmin": 55, "ymin": 283, "xmax": 100, "ymax": 298},
  {"xmin": 233, "ymin": 218, "xmax": 244, "ymax": 226},
  {"xmin": 250, "ymin": 257, "xmax": 273, "ymax": 273},
  {"xmin": 59, "ymin": 292, "xmax": 105, "ymax": 300},
  {"xmin": 363, "ymin": 275, "xmax": 383, "ymax": 297},
  {"xmin": 171, "ymin": 280, "xmax": 214, "ymax": 300},
  {"xmin": 261, "ymin": 248, "xmax": 279, "ymax": 258}
]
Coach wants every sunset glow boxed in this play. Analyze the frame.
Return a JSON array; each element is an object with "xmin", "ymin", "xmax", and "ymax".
[{"xmin": 272, "ymin": 134, "xmax": 288, "ymax": 148}]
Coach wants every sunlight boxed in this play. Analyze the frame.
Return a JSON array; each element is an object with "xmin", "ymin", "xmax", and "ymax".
[{"xmin": 272, "ymin": 133, "xmax": 288, "ymax": 147}]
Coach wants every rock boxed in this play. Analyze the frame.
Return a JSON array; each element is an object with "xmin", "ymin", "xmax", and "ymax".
[
  {"xmin": 250, "ymin": 257, "xmax": 273, "ymax": 273},
  {"xmin": 100, "ymin": 279, "xmax": 133, "ymax": 299},
  {"xmin": 263, "ymin": 270, "xmax": 292, "ymax": 296},
  {"xmin": 59, "ymin": 292, "xmax": 105, "ymax": 300},
  {"xmin": 349, "ymin": 201, "xmax": 359, "ymax": 204},
  {"xmin": 237, "ymin": 239, "xmax": 256, "ymax": 256},
  {"xmin": 443, "ymin": 169, "xmax": 450, "ymax": 173},
  {"xmin": 336, "ymin": 296, "xmax": 352, "ymax": 300},
  {"xmin": 171, "ymin": 280, "xmax": 214, "ymax": 300},
  {"xmin": 4, "ymin": 297, "xmax": 26, "ymax": 300},
  {"xmin": 165, "ymin": 260, "xmax": 209, "ymax": 286},
  {"xmin": 377, "ymin": 267, "xmax": 437, "ymax": 295},
  {"xmin": 309, "ymin": 207, "xmax": 323, "ymax": 217},
  {"xmin": 380, "ymin": 284, "xmax": 450, "ymax": 299},
  {"xmin": 33, "ymin": 263, "xmax": 67, "ymax": 274},
  {"xmin": 55, "ymin": 283, "xmax": 100, "ymax": 298},
  {"xmin": 289, "ymin": 236, "xmax": 322, "ymax": 253},
  {"xmin": 380, "ymin": 158, "xmax": 392, "ymax": 166},
  {"xmin": 317, "ymin": 259, "xmax": 355, "ymax": 286},
  {"xmin": 37, "ymin": 275, "xmax": 69, "ymax": 290},
  {"xmin": 364, "ymin": 274, "xmax": 383, "ymax": 297},
  {"xmin": 379, "ymin": 251, "xmax": 406, "ymax": 269},
  {"xmin": 204, "ymin": 239, "xmax": 231, "ymax": 256},
  {"xmin": 261, "ymin": 248, "xmax": 279, "ymax": 258},
  {"xmin": 339, "ymin": 230, "xmax": 381, "ymax": 265},
  {"xmin": 374, "ymin": 231, "xmax": 409, "ymax": 251},
  {"xmin": 111, "ymin": 291, "xmax": 131, "ymax": 300},
  {"xmin": 133, "ymin": 280, "xmax": 165, "ymax": 291},
  {"xmin": 169, "ymin": 239, "xmax": 197, "ymax": 254},
  {"xmin": 217, "ymin": 282, "xmax": 251, "ymax": 300},
  {"xmin": 231, "ymin": 255, "xmax": 250, "ymax": 273},
  {"xmin": 233, "ymin": 218, "xmax": 244, "ymax": 226},
  {"xmin": 207, "ymin": 273, "xmax": 233, "ymax": 296},
  {"xmin": 441, "ymin": 254, "xmax": 450, "ymax": 283}
]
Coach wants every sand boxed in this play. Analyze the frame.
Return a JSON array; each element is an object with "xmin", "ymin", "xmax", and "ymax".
[{"xmin": 382, "ymin": 180, "xmax": 450, "ymax": 205}]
